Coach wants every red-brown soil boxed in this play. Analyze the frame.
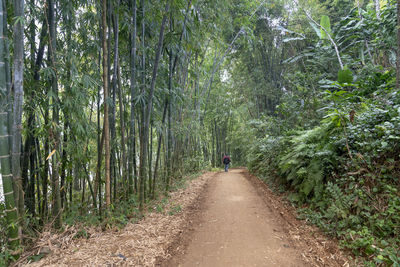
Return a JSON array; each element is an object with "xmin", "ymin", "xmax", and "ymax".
[{"xmin": 21, "ymin": 169, "xmax": 353, "ymax": 266}]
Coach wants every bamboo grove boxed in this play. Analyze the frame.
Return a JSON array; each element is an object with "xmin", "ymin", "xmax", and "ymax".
[
  {"xmin": 3, "ymin": 0, "xmax": 400, "ymax": 264},
  {"xmin": 0, "ymin": 0, "xmax": 245, "ymax": 256}
]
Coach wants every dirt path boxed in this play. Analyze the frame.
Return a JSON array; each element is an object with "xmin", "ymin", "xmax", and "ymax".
[
  {"xmin": 166, "ymin": 169, "xmax": 306, "ymax": 267},
  {"xmin": 21, "ymin": 170, "xmax": 351, "ymax": 266}
]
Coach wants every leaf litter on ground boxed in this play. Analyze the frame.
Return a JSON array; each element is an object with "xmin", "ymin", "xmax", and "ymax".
[{"xmin": 17, "ymin": 171, "xmax": 214, "ymax": 267}]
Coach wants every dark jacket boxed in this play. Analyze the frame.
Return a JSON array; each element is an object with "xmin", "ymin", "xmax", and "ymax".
[{"xmin": 222, "ymin": 156, "xmax": 231, "ymax": 164}]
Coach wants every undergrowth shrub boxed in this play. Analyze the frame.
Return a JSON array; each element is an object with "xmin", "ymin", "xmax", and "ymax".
[
  {"xmin": 183, "ymin": 154, "xmax": 207, "ymax": 174},
  {"xmin": 249, "ymin": 92, "xmax": 400, "ymax": 265},
  {"xmin": 277, "ymin": 126, "xmax": 340, "ymax": 202}
]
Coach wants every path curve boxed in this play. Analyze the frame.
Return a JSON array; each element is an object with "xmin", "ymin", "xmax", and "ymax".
[{"xmin": 167, "ymin": 169, "xmax": 307, "ymax": 267}]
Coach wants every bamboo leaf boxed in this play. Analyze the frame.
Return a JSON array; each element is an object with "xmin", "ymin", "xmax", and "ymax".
[{"xmin": 46, "ymin": 149, "xmax": 56, "ymax": 160}]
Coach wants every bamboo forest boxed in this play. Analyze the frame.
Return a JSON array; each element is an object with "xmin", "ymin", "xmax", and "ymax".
[{"xmin": 1, "ymin": 0, "xmax": 400, "ymax": 266}]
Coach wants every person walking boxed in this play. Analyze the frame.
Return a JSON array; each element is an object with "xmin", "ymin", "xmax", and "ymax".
[{"xmin": 222, "ymin": 154, "xmax": 231, "ymax": 172}]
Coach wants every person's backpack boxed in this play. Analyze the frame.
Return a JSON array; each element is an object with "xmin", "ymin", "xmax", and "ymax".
[{"xmin": 223, "ymin": 157, "xmax": 230, "ymax": 164}]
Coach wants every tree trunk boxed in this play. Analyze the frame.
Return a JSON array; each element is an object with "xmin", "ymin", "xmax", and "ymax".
[
  {"xmin": 80, "ymin": 169, "xmax": 85, "ymax": 209},
  {"xmin": 148, "ymin": 122, "xmax": 153, "ymax": 197},
  {"xmin": 82, "ymin": 164, "xmax": 95, "ymax": 207},
  {"xmin": 27, "ymin": 134, "xmax": 36, "ymax": 217},
  {"xmin": 0, "ymin": 0, "xmax": 20, "ymax": 251},
  {"xmin": 42, "ymin": 109, "xmax": 49, "ymax": 218},
  {"xmin": 108, "ymin": 0, "xmax": 115, "ymax": 205},
  {"xmin": 166, "ymin": 53, "xmax": 173, "ymax": 192},
  {"xmin": 112, "ymin": 0, "xmax": 127, "ymax": 200},
  {"xmin": 102, "ymin": 0, "xmax": 111, "ymax": 208},
  {"xmin": 128, "ymin": 0, "xmax": 137, "ymax": 197},
  {"xmin": 30, "ymin": 15, "xmax": 48, "ymax": 220},
  {"xmin": 48, "ymin": 0, "xmax": 62, "ymax": 229},
  {"xmin": 397, "ymin": 0, "xmax": 400, "ymax": 90},
  {"xmin": 211, "ymin": 125, "xmax": 215, "ymax": 167},
  {"xmin": 34, "ymin": 137, "xmax": 42, "ymax": 216},
  {"xmin": 152, "ymin": 99, "xmax": 168, "ymax": 198},
  {"xmin": 94, "ymin": 47, "xmax": 102, "ymax": 207},
  {"xmin": 164, "ymin": 1, "xmax": 192, "ymax": 192},
  {"xmin": 12, "ymin": 0, "xmax": 25, "ymax": 224},
  {"xmin": 139, "ymin": 0, "xmax": 170, "ymax": 211},
  {"xmin": 22, "ymin": 0, "xmax": 36, "ymax": 217},
  {"xmin": 60, "ymin": 5, "xmax": 73, "ymax": 210},
  {"xmin": 60, "ymin": 125, "xmax": 68, "ymax": 209},
  {"xmin": 22, "ymin": 116, "xmax": 34, "ymax": 215},
  {"xmin": 2, "ymin": 0, "xmax": 11, "ymax": 147},
  {"xmin": 117, "ymin": 55, "xmax": 127, "ymax": 198}
]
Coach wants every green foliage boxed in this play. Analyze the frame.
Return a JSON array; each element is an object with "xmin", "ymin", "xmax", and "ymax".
[
  {"xmin": 64, "ymin": 195, "xmax": 140, "ymax": 230},
  {"xmin": 337, "ymin": 67, "xmax": 353, "ymax": 84},
  {"xmin": 356, "ymin": 67, "xmax": 395, "ymax": 96},
  {"xmin": 231, "ymin": 0, "xmax": 400, "ymax": 265},
  {"xmin": 168, "ymin": 205, "xmax": 182, "ymax": 216},
  {"xmin": 250, "ymin": 125, "xmax": 338, "ymax": 202},
  {"xmin": 3, "ymin": 0, "xmax": 400, "ymax": 264},
  {"xmin": 320, "ymin": 15, "xmax": 332, "ymax": 39},
  {"xmin": 249, "ymin": 87, "xmax": 400, "ymax": 265},
  {"xmin": 182, "ymin": 155, "xmax": 207, "ymax": 174},
  {"xmin": 309, "ymin": 20, "xmax": 322, "ymax": 39},
  {"xmin": 153, "ymin": 198, "xmax": 168, "ymax": 213},
  {"xmin": 62, "ymin": 171, "xmax": 206, "ymax": 232},
  {"xmin": 73, "ymin": 229, "xmax": 89, "ymax": 239}
]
